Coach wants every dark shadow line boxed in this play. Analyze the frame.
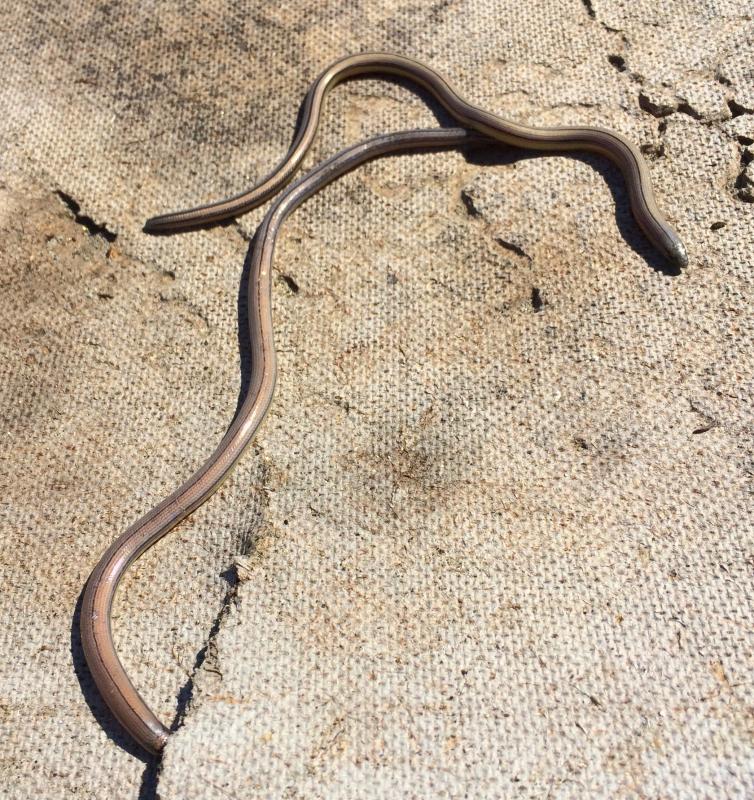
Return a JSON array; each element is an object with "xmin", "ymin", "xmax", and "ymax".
[
  {"xmin": 233, "ymin": 236, "xmax": 256, "ymax": 420},
  {"xmin": 137, "ymin": 760, "xmax": 161, "ymax": 800},
  {"xmin": 145, "ymin": 217, "xmax": 238, "ymax": 236}
]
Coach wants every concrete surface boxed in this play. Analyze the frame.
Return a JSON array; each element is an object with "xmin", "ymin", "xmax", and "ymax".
[{"xmin": 0, "ymin": 1, "xmax": 752, "ymax": 798}]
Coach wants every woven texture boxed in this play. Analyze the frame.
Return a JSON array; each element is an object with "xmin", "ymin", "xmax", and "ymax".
[{"xmin": 0, "ymin": 1, "xmax": 752, "ymax": 798}]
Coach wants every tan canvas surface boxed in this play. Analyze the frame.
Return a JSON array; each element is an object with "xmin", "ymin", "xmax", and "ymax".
[{"xmin": 0, "ymin": 1, "xmax": 752, "ymax": 798}]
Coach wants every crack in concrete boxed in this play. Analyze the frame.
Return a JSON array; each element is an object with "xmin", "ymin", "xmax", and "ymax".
[
  {"xmin": 733, "ymin": 145, "xmax": 754, "ymax": 202},
  {"xmin": 622, "ymin": 56, "xmax": 754, "ymax": 204},
  {"xmin": 136, "ymin": 558, "xmax": 249, "ymax": 799},
  {"xmin": 728, "ymin": 98, "xmax": 753, "ymax": 118},
  {"xmin": 607, "ymin": 54, "xmax": 626, "ymax": 73},
  {"xmin": 460, "ymin": 186, "xmax": 482, "ymax": 217},
  {"xmin": 495, "ymin": 235, "xmax": 530, "ymax": 260},
  {"xmin": 639, "ymin": 91, "xmax": 676, "ymax": 118},
  {"xmin": 168, "ymin": 570, "xmax": 241, "ymax": 736},
  {"xmin": 580, "ymin": 0, "xmax": 623, "ymax": 33},
  {"xmin": 159, "ymin": 454, "xmax": 271, "ymax": 764},
  {"xmin": 55, "ymin": 190, "xmax": 117, "ymax": 243}
]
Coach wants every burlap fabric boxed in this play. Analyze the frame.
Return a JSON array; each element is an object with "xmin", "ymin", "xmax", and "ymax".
[{"xmin": 1, "ymin": 1, "xmax": 751, "ymax": 798}]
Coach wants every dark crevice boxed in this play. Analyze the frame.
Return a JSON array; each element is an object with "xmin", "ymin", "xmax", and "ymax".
[
  {"xmin": 137, "ymin": 761, "xmax": 161, "ymax": 800},
  {"xmin": 640, "ymin": 141, "xmax": 665, "ymax": 160},
  {"xmin": 579, "ymin": 0, "xmax": 620, "ymax": 30},
  {"xmin": 531, "ymin": 287, "xmax": 544, "ymax": 312},
  {"xmin": 689, "ymin": 400, "xmax": 718, "ymax": 435},
  {"xmin": 639, "ymin": 93, "xmax": 676, "ymax": 118},
  {"xmin": 734, "ymin": 147, "xmax": 754, "ymax": 202},
  {"xmin": 170, "ymin": 567, "xmax": 241, "ymax": 735},
  {"xmin": 607, "ymin": 52, "xmax": 647, "ymax": 82},
  {"xmin": 280, "ymin": 273, "xmax": 300, "ymax": 294},
  {"xmin": 495, "ymin": 236, "xmax": 530, "ymax": 260},
  {"xmin": 710, "ymin": 221, "xmax": 726, "ymax": 230},
  {"xmin": 460, "ymin": 188, "xmax": 482, "ymax": 217},
  {"xmin": 728, "ymin": 98, "xmax": 753, "ymax": 118},
  {"xmin": 677, "ymin": 102, "xmax": 703, "ymax": 121},
  {"xmin": 608, "ymin": 54, "xmax": 626, "ymax": 72},
  {"xmin": 55, "ymin": 190, "xmax": 117, "ymax": 242}
]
